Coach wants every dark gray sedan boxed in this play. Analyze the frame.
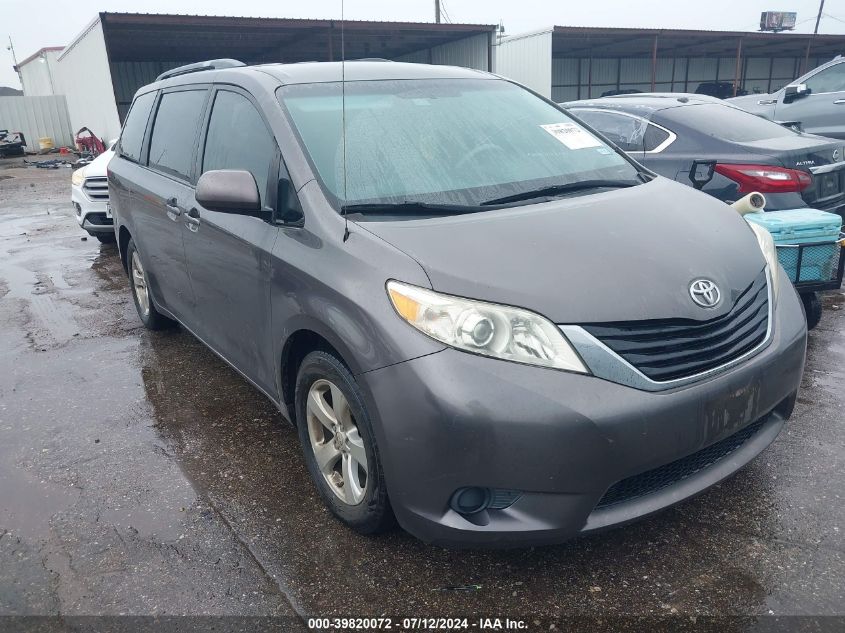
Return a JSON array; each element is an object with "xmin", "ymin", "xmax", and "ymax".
[{"xmin": 563, "ymin": 94, "xmax": 845, "ymax": 217}]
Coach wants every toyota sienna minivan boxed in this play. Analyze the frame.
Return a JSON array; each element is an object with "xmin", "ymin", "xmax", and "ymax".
[{"xmin": 109, "ymin": 59, "xmax": 807, "ymax": 547}]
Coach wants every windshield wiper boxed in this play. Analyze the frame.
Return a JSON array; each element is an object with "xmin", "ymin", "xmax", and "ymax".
[
  {"xmin": 479, "ymin": 179, "xmax": 641, "ymax": 206},
  {"xmin": 341, "ymin": 201, "xmax": 486, "ymax": 216}
]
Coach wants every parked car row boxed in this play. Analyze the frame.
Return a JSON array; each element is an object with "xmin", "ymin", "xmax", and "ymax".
[{"xmin": 67, "ymin": 58, "xmax": 834, "ymax": 547}]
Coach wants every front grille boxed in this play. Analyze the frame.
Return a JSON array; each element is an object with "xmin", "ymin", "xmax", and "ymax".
[
  {"xmin": 582, "ymin": 270, "xmax": 769, "ymax": 382},
  {"xmin": 83, "ymin": 176, "xmax": 109, "ymax": 201},
  {"xmin": 595, "ymin": 415, "xmax": 769, "ymax": 509}
]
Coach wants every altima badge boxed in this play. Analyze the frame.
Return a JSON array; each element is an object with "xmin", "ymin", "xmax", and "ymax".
[{"xmin": 689, "ymin": 279, "xmax": 721, "ymax": 308}]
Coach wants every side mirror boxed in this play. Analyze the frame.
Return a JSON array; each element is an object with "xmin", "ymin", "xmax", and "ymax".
[
  {"xmin": 196, "ymin": 169, "xmax": 261, "ymax": 214},
  {"xmin": 783, "ymin": 83, "xmax": 810, "ymax": 104},
  {"xmin": 276, "ymin": 177, "xmax": 304, "ymax": 226},
  {"xmin": 689, "ymin": 160, "xmax": 716, "ymax": 190}
]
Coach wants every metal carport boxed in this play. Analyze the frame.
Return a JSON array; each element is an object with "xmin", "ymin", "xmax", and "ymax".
[
  {"xmin": 56, "ymin": 12, "xmax": 496, "ymax": 140},
  {"xmin": 494, "ymin": 26, "xmax": 845, "ymax": 101}
]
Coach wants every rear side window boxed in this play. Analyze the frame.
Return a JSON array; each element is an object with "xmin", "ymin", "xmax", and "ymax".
[
  {"xmin": 148, "ymin": 90, "xmax": 208, "ymax": 181},
  {"xmin": 642, "ymin": 125, "xmax": 671, "ymax": 152},
  {"xmin": 202, "ymin": 90, "xmax": 275, "ymax": 205},
  {"xmin": 119, "ymin": 91, "xmax": 156, "ymax": 163},
  {"xmin": 572, "ymin": 110, "xmax": 646, "ymax": 152}
]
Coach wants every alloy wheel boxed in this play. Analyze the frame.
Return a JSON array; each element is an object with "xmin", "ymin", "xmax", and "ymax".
[
  {"xmin": 306, "ymin": 378, "xmax": 368, "ymax": 505},
  {"xmin": 131, "ymin": 251, "xmax": 150, "ymax": 317}
]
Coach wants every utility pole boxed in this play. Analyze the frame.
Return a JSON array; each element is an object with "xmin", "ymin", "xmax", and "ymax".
[
  {"xmin": 7, "ymin": 36, "xmax": 22, "ymax": 89},
  {"xmin": 814, "ymin": 0, "xmax": 825, "ymax": 34},
  {"xmin": 435, "ymin": 0, "xmax": 441, "ymax": 24}
]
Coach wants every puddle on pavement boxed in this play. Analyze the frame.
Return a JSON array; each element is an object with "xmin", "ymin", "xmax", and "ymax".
[
  {"xmin": 2, "ymin": 167, "xmax": 844, "ymax": 618},
  {"xmin": 0, "ymin": 454, "xmax": 81, "ymax": 541}
]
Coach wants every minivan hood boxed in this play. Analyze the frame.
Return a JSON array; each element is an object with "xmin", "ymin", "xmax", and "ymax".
[{"xmin": 361, "ymin": 178, "xmax": 767, "ymax": 324}]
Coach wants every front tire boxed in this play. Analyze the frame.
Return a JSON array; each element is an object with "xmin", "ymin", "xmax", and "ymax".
[
  {"xmin": 801, "ymin": 292, "xmax": 822, "ymax": 331},
  {"xmin": 295, "ymin": 350, "xmax": 394, "ymax": 534},
  {"xmin": 94, "ymin": 233, "xmax": 116, "ymax": 244},
  {"xmin": 126, "ymin": 238, "xmax": 175, "ymax": 331}
]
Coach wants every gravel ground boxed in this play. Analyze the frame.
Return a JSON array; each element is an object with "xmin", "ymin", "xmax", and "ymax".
[{"xmin": 1, "ymin": 158, "xmax": 843, "ymax": 632}]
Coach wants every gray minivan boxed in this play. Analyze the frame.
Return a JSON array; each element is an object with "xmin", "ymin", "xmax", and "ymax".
[{"xmin": 109, "ymin": 59, "xmax": 807, "ymax": 547}]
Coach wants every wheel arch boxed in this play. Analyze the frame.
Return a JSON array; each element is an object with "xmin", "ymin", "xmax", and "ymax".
[
  {"xmin": 117, "ymin": 224, "xmax": 132, "ymax": 274},
  {"xmin": 278, "ymin": 321, "xmax": 361, "ymax": 424}
]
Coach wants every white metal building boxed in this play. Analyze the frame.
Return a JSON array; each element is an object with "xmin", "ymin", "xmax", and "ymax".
[
  {"xmin": 15, "ymin": 47, "xmax": 64, "ymax": 97},
  {"xmin": 34, "ymin": 12, "xmax": 496, "ymax": 143},
  {"xmin": 494, "ymin": 26, "xmax": 845, "ymax": 101}
]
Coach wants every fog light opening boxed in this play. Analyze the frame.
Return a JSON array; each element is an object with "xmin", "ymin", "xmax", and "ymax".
[{"xmin": 449, "ymin": 487, "xmax": 491, "ymax": 515}]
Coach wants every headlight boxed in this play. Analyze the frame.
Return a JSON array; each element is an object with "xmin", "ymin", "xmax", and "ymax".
[
  {"xmin": 386, "ymin": 281, "xmax": 589, "ymax": 373},
  {"xmin": 747, "ymin": 222, "xmax": 781, "ymax": 301},
  {"xmin": 71, "ymin": 167, "xmax": 86, "ymax": 186}
]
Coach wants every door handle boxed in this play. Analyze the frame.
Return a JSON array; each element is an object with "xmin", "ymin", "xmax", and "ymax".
[
  {"xmin": 184, "ymin": 207, "xmax": 201, "ymax": 232},
  {"xmin": 165, "ymin": 197, "xmax": 183, "ymax": 219},
  {"xmin": 834, "ymin": 99, "xmax": 845, "ymax": 105}
]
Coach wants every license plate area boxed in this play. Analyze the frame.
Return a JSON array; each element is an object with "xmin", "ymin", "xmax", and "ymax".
[
  {"xmin": 701, "ymin": 379, "xmax": 762, "ymax": 442},
  {"xmin": 816, "ymin": 171, "xmax": 842, "ymax": 199}
]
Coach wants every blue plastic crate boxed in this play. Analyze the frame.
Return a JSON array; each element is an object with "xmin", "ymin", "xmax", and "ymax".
[{"xmin": 745, "ymin": 209, "xmax": 842, "ymax": 283}]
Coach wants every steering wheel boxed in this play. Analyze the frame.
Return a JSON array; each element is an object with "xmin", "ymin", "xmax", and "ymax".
[{"xmin": 455, "ymin": 143, "xmax": 507, "ymax": 170}]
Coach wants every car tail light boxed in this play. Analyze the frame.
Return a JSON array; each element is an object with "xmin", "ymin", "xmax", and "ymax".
[{"xmin": 714, "ymin": 163, "xmax": 813, "ymax": 194}]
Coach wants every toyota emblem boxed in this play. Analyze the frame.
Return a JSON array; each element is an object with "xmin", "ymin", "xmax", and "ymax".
[
  {"xmin": 834, "ymin": 149, "xmax": 841, "ymax": 162},
  {"xmin": 689, "ymin": 279, "xmax": 721, "ymax": 308}
]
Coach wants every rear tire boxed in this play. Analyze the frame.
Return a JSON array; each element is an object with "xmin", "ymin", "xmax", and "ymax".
[
  {"xmin": 801, "ymin": 292, "xmax": 822, "ymax": 331},
  {"xmin": 95, "ymin": 233, "xmax": 116, "ymax": 244},
  {"xmin": 295, "ymin": 350, "xmax": 394, "ymax": 534},
  {"xmin": 126, "ymin": 238, "xmax": 175, "ymax": 331}
]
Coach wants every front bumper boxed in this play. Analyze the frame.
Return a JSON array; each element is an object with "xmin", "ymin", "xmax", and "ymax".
[
  {"xmin": 359, "ymin": 273, "xmax": 807, "ymax": 547},
  {"xmin": 71, "ymin": 183, "xmax": 113, "ymax": 234}
]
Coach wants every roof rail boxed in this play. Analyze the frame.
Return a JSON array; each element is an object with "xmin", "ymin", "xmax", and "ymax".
[{"xmin": 156, "ymin": 59, "xmax": 246, "ymax": 82}]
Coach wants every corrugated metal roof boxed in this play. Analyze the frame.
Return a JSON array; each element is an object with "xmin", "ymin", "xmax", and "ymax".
[
  {"xmin": 100, "ymin": 12, "xmax": 495, "ymax": 31},
  {"xmin": 548, "ymin": 25, "xmax": 845, "ymax": 58},
  {"xmin": 95, "ymin": 12, "xmax": 496, "ymax": 64}
]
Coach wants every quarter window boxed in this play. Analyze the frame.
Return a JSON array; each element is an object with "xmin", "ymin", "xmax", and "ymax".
[
  {"xmin": 572, "ymin": 110, "xmax": 646, "ymax": 152},
  {"xmin": 804, "ymin": 62, "xmax": 845, "ymax": 94},
  {"xmin": 119, "ymin": 91, "xmax": 156, "ymax": 163},
  {"xmin": 202, "ymin": 90, "xmax": 275, "ymax": 205},
  {"xmin": 148, "ymin": 90, "xmax": 208, "ymax": 181},
  {"xmin": 643, "ymin": 124, "xmax": 671, "ymax": 152}
]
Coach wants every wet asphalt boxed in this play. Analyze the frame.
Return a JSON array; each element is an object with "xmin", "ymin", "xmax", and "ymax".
[{"xmin": 1, "ymin": 160, "xmax": 844, "ymax": 629}]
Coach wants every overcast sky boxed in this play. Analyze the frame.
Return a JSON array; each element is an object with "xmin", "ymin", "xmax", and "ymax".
[{"xmin": 2, "ymin": 0, "xmax": 843, "ymax": 88}]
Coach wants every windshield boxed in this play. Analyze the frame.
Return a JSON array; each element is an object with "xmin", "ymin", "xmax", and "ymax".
[
  {"xmin": 278, "ymin": 78, "xmax": 640, "ymax": 211},
  {"xmin": 660, "ymin": 103, "xmax": 799, "ymax": 143}
]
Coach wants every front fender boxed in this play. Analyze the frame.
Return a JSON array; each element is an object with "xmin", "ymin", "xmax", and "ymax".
[{"xmin": 269, "ymin": 187, "xmax": 446, "ymax": 412}]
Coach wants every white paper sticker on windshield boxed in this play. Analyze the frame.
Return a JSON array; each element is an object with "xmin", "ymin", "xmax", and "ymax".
[{"xmin": 541, "ymin": 122, "xmax": 602, "ymax": 150}]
